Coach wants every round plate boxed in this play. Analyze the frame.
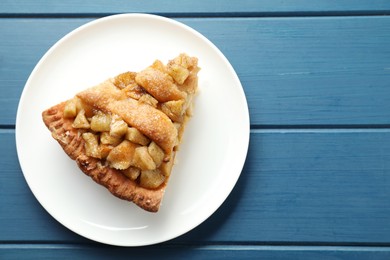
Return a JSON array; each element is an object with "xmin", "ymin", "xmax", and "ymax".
[{"xmin": 16, "ymin": 13, "xmax": 250, "ymax": 246}]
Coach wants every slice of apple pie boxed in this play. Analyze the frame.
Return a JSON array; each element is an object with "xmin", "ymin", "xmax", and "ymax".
[{"xmin": 42, "ymin": 53, "xmax": 199, "ymax": 212}]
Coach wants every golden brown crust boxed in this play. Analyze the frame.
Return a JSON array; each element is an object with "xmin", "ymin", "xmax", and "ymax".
[
  {"xmin": 76, "ymin": 81, "xmax": 178, "ymax": 155},
  {"xmin": 42, "ymin": 102, "xmax": 165, "ymax": 212},
  {"xmin": 135, "ymin": 68, "xmax": 187, "ymax": 102}
]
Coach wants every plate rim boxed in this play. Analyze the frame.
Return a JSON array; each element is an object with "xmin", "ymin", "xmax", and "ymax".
[{"xmin": 15, "ymin": 13, "xmax": 250, "ymax": 246}]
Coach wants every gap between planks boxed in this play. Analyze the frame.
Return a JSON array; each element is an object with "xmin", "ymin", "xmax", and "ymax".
[
  {"xmin": 3, "ymin": 126, "xmax": 390, "ymax": 134},
  {"xmin": 1, "ymin": 243, "xmax": 390, "ymax": 251},
  {"xmin": 250, "ymin": 125, "xmax": 390, "ymax": 134},
  {"xmin": 1, "ymin": 11, "xmax": 390, "ymax": 19}
]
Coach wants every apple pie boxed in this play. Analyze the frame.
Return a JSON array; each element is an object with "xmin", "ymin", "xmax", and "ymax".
[{"xmin": 42, "ymin": 53, "xmax": 199, "ymax": 212}]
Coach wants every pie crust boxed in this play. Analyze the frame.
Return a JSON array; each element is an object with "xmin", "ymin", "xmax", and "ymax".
[{"xmin": 42, "ymin": 53, "xmax": 199, "ymax": 212}]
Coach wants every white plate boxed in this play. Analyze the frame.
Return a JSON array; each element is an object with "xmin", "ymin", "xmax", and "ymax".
[{"xmin": 16, "ymin": 13, "xmax": 250, "ymax": 246}]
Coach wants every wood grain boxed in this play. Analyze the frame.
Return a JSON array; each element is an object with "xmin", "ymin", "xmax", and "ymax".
[
  {"xmin": 1, "ymin": 245, "xmax": 390, "ymax": 259},
  {"xmin": 1, "ymin": 0, "xmax": 390, "ymax": 16},
  {"xmin": 1, "ymin": 17, "xmax": 390, "ymax": 126},
  {"xmin": 3, "ymin": 130, "xmax": 390, "ymax": 243}
]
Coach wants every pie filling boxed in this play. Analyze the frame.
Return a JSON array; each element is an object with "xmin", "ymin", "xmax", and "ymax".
[{"xmin": 60, "ymin": 53, "xmax": 199, "ymax": 189}]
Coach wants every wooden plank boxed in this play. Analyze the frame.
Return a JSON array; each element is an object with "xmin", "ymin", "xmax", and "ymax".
[
  {"xmin": 3, "ymin": 130, "xmax": 390, "ymax": 243},
  {"xmin": 1, "ymin": 245, "xmax": 390, "ymax": 259},
  {"xmin": 1, "ymin": 17, "xmax": 390, "ymax": 126},
  {"xmin": 1, "ymin": 0, "xmax": 390, "ymax": 16},
  {"xmin": 194, "ymin": 17, "xmax": 390, "ymax": 126}
]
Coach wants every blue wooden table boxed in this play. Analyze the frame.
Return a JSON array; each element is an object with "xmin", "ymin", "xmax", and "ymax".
[{"xmin": 1, "ymin": 1, "xmax": 390, "ymax": 259}]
